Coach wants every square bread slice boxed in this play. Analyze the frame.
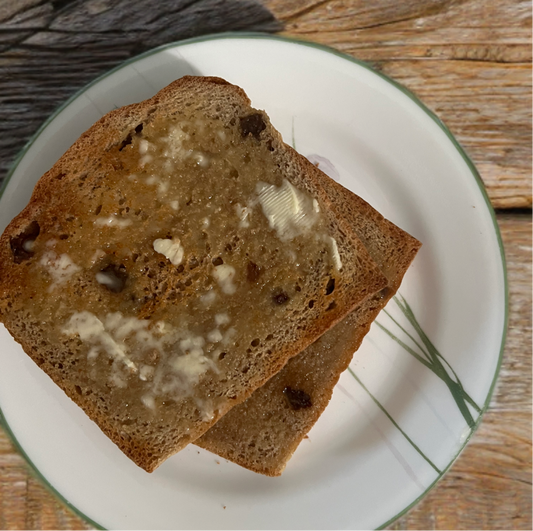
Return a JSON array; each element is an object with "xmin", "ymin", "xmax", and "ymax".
[
  {"xmin": 196, "ymin": 184, "xmax": 421, "ymax": 476},
  {"xmin": 0, "ymin": 76, "xmax": 388, "ymax": 472}
]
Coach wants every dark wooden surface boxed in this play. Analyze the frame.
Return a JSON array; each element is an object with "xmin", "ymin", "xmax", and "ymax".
[
  {"xmin": 0, "ymin": 0, "xmax": 281, "ymax": 181},
  {"xmin": 0, "ymin": 0, "xmax": 531, "ymax": 529}
]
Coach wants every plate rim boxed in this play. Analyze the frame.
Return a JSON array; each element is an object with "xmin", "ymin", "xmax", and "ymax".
[{"xmin": 0, "ymin": 31, "xmax": 508, "ymax": 530}]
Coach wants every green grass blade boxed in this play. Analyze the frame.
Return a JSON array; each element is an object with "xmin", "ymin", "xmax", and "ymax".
[
  {"xmin": 375, "ymin": 321, "xmax": 433, "ymax": 370},
  {"xmin": 382, "ymin": 308, "xmax": 433, "ymax": 363},
  {"xmin": 392, "ymin": 295, "xmax": 480, "ymax": 426},
  {"xmin": 348, "ymin": 368, "xmax": 442, "ymax": 475},
  {"xmin": 384, "ymin": 296, "xmax": 479, "ymax": 411},
  {"xmin": 395, "ymin": 295, "xmax": 480, "ymax": 412}
]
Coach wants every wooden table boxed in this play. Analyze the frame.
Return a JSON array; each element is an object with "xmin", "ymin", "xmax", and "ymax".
[{"xmin": 0, "ymin": 0, "xmax": 530, "ymax": 529}]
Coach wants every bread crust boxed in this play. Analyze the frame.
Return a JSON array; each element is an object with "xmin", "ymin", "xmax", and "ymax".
[
  {"xmin": 196, "ymin": 156, "xmax": 421, "ymax": 476},
  {"xmin": 0, "ymin": 76, "xmax": 389, "ymax": 472}
]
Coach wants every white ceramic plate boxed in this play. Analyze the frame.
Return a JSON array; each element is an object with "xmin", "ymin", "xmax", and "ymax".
[{"xmin": 0, "ymin": 34, "xmax": 506, "ymax": 530}]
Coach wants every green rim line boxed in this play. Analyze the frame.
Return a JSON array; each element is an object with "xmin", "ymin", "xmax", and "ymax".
[
  {"xmin": 0, "ymin": 32, "xmax": 508, "ymax": 531},
  {"xmin": 348, "ymin": 368, "xmax": 442, "ymax": 475}
]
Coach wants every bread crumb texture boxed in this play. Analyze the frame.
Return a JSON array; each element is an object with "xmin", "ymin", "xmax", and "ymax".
[{"xmin": 0, "ymin": 77, "xmax": 389, "ymax": 472}]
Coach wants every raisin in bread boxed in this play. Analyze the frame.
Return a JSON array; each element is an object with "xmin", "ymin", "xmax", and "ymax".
[
  {"xmin": 0, "ymin": 76, "xmax": 388, "ymax": 472},
  {"xmin": 196, "ymin": 185, "xmax": 421, "ymax": 475}
]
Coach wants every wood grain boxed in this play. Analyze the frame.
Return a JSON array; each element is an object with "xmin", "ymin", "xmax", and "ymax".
[
  {"xmin": 0, "ymin": 0, "xmax": 530, "ymax": 529},
  {"xmin": 491, "ymin": 212, "xmax": 532, "ymax": 412},
  {"xmin": 0, "ymin": 0, "xmax": 281, "ymax": 184},
  {"xmin": 265, "ymin": 0, "xmax": 532, "ymax": 209}
]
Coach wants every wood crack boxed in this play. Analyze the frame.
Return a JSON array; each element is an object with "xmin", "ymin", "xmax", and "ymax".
[
  {"xmin": 472, "ymin": 471, "xmax": 533, "ymax": 486},
  {"xmin": 282, "ymin": 0, "xmax": 330, "ymax": 23}
]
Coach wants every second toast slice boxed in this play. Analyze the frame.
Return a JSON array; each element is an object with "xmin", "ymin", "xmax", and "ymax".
[{"xmin": 196, "ymin": 177, "xmax": 421, "ymax": 475}]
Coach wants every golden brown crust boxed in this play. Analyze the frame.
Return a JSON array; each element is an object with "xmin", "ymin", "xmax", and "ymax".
[
  {"xmin": 196, "ymin": 165, "xmax": 421, "ymax": 476},
  {"xmin": 0, "ymin": 76, "xmax": 389, "ymax": 472}
]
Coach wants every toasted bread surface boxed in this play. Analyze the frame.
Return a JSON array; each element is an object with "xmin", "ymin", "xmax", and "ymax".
[
  {"xmin": 196, "ymin": 181, "xmax": 421, "ymax": 476},
  {"xmin": 0, "ymin": 76, "xmax": 388, "ymax": 471}
]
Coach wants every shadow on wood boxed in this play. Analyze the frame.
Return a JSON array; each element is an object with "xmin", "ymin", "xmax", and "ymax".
[{"xmin": 0, "ymin": 0, "xmax": 282, "ymax": 182}]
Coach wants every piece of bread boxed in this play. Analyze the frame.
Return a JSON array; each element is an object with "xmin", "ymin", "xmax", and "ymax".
[
  {"xmin": 0, "ymin": 76, "xmax": 389, "ymax": 472},
  {"xmin": 196, "ymin": 183, "xmax": 421, "ymax": 476}
]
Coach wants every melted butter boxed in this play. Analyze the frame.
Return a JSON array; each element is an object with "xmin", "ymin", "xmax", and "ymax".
[
  {"xmin": 329, "ymin": 236, "xmax": 343, "ymax": 270},
  {"xmin": 235, "ymin": 203, "xmax": 251, "ymax": 228},
  {"xmin": 221, "ymin": 326, "xmax": 237, "ymax": 346},
  {"xmin": 140, "ymin": 154, "xmax": 153, "ymax": 167},
  {"xmin": 170, "ymin": 350, "xmax": 211, "ymax": 381},
  {"xmin": 62, "ymin": 311, "xmax": 137, "ymax": 371},
  {"xmin": 215, "ymin": 313, "xmax": 230, "ymax": 326},
  {"xmin": 94, "ymin": 216, "xmax": 132, "ymax": 228},
  {"xmin": 193, "ymin": 152, "xmax": 210, "ymax": 168},
  {"xmin": 96, "ymin": 271, "xmax": 123, "ymax": 291},
  {"xmin": 110, "ymin": 372, "xmax": 127, "ymax": 388},
  {"xmin": 62, "ymin": 309, "xmax": 222, "ymax": 406},
  {"xmin": 162, "ymin": 124, "xmax": 190, "ymax": 160},
  {"xmin": 179, "ymin": 335, "xmax": 205, "ymax": 352},
  {"xmin": 145, "ymin": 175, "xmax": 170, "ymax": 196},
  {"xmin": 22, "ymin": 239, "xmax": 35, "ymax": 252},
  {"xmin": 256, "ymin": 179, "xmax": 319, "ymax": 240},
  {"xmin": 212, "ymin": 264, "xmax": 236, "ymax": 295},
  {"xmin": 139, "ymin": 139, "xmax": 153, "ymax": 155},
  {"xmin": 200, "ymin": 290, "xmax": 217, "ymax": 306},
  {"xmin": 153, "ymin": 238, "xmax": 184, "ymax": 266},
  {"xmin": 40, "ymin": 251, "xmax": 81, "ymax": 288},
  {"xmin": 139, "ymin": 365, "xmax": 155, "ymax": 381},
  {"xmin": 141, "ymin": 394, "xmax": 156, "ymax": 410},
  {"xmin": 207, "ymin": 329, "xmax": 223, "ymax": 343},
  {"xmin": 89, "ymin": 249, "xmax": 106, "ymax": 265},
  {"xmin": 87, "ymin": 347, "xmax": 99, "ymax": 360}
]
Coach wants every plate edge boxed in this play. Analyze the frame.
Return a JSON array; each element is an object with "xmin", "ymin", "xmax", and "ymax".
[{"xmin": 0, "ymin": 31, "xmax": 509, "ymax": 531}]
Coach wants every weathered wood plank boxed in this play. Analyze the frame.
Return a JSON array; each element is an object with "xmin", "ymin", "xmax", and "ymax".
[
  {"xmin": 24, "ymin": 475, "xmax": 91, "ymax": 530},
  {"xmin": 0, "ymin": 0, "xmax": 281, "ymax": 184},
  {"xmin": 267, "ymin": 0, "xmax": 531, "ymax": 47},
  {"xmin": 378, "ymin": 60, "xmax": 531, "ymax": 209},
  {"xmin": 0, "ymin": 0, "xmax": 41, "ymax": 24},
  {"xmin": 387, "ymin": 411, "xmax": 532, "ymax": 530},
  {"xmin": 490, "ymin": 211, "xmax": 532, "ymax": 411},
  {"xmin": 265, "ymin": 0, "xmax": 532, "ymax": 209},
  {"xmin": 0, "ymin": 453, "xmax": 29, "ymax": 530}
]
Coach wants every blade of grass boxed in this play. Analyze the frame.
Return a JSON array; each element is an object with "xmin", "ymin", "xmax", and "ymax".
[
  {"xmin": 395, "ymin": 295, "xmax": 481, "ymax": 413},
  {"xmin": 382, "ymin": 308, "xmax": 433, "ymax": 363},
  {"xmin": 375, "ymin": 321, "xmax": 433, "ymax": 370},
  {"xmin": 382, "ymin": 297, "xmax": 480, "ymax": 414},
  {"xmin": 393, "ymin": 295, "xmax": 480, "ymax": 425},
  {"xmin": 348, "ymin": 368, "xmax": 442, "ymax": 475}
]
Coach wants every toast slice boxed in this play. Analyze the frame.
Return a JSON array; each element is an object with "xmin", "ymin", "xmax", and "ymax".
[
  {"xmin": 196, "ymin": 184, "xmax": 421, "ymax": 476},
  {"xmin": 0, "ymin": 76, "xmax": 388, "ymax": 472}
]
